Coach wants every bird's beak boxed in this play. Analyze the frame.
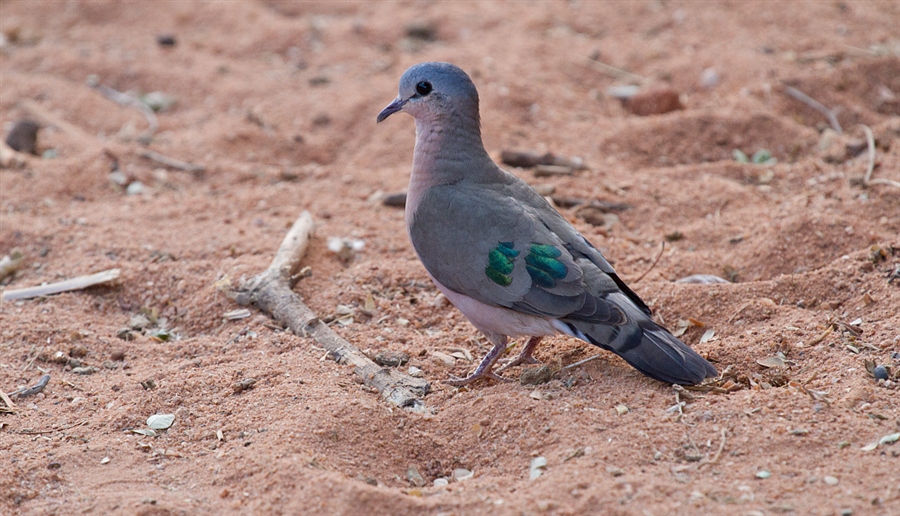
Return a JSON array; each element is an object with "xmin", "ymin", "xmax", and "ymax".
[{"xmin": 376, "ymin": 97, "xmax": 407, "ymax": 123}]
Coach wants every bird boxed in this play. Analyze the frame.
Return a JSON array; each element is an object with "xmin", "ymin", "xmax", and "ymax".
[{"xmin": 376, "ymin": 62, "xmax": 717, "ymax": 386}]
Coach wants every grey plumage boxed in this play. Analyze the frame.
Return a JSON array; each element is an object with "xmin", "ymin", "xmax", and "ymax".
[{"xmin": 378, "ymin": 62, "xmax": 717, "ymax": 386}]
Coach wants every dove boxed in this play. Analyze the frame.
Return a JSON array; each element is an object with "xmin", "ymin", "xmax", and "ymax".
[{"xmin": 377, "ymin": 62, "xmax": 717, "ymax": 386}]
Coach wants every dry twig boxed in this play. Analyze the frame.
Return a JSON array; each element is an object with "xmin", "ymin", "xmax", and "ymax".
[
  {"xmin": 631, "ymin": 241, "xmax": 666, "ymax": 284},
  {"xmin": 8, "ymin": 374, "xmax": 51, "ymax": 398},
  {"xmin": 231, "ymin": 211, "xmax": 430, "ymax": 410},
  {"xmin": 90, "ymin": 82, "xmax": 158, "ymax": 142},
  {"xmin": 782, "ymin": 85, "xmax": 842, "ymax": 133},
  {"xmin": 698, "ymin": 428, "xmax": 728, "ymax": 469},
  {"xmin": 857, "ymin": 124, "xmax": 900, "ymax": 189},
  {"xmin": 0, "ymin": 389, "xmax": 17, "ymax": 414},
  {"xmin": 2, "ymin": 269, "xmax": 120, "ymax": 302},
  {"xmin": 139, "ymin": 149, "xmax": 205, "ymax": 173},
  {"xmin": 583, "ymin": 57, "xmax": 646, "ymax": 84}
]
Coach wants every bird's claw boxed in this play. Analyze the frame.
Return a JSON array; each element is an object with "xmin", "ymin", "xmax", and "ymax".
[{"xmin": 494, "ymin": 354, "xmax": 540, "ymax": 374}]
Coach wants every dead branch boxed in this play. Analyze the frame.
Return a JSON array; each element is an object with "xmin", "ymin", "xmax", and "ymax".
[
  {"xmin": 583, "ymin": 57, "xmax": 646, "ymax": 84},
  {"xmin": 139, "ymin": 149, "xmax": 205, "ymax": 173},
  {"xmin": 90, "ymin": 82, "xmax": 158, "ymax": 143},
  {"xmin": 631, "ymin": 241, "xmax": 666, "ymax": 284},
  {"xmin": 0, "ymin": 389, "xmax": 17, "ymax": 414},
  {"xmin": 698, "ymin": 428, "xmax": 727, "ymax": 469},
  {"xmin": 782, "ymin": 85, "xmax": 842, "ymax": 133},
  {"xmin": 231, "ymin": 211, "xmax": 430, "ymax": 410},
  {"xmin": 7, "ymin": 374, "xmax": 51, "ymax": 398},
  {"xmin": 858, "ymin": 124, "xmax": 900, "ymax": 189},
  {"xmin": 2, "ymin": 269, "xmax": 120, "ymax": 302}
]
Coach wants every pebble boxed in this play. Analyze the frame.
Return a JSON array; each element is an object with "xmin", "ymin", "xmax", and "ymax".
[
  {"xmin": 756, "ymin": 470, "xmax": 771, "ymax": 479},
  {"xmin": 519, "ymin": 365, "xmax": 553, "ymax": 385},
  {"xmin": 407, "ymin": 366, "xmax": 424, "ymax": 378},
  {"xmin": 110, "ymin": 350, "xmax": 125, "ymax": 361},
  {"xmin": 406, "ymin": 467, "xmax": 426, "ymax": 487},
  {"xmin": 156, "ymin": 33, "xmax": 177, "ymax": 46},
  {"xmin": 433, "ymin": 478, "xmax": 449, "ymax": 487},
  {"xmin": 823, "ymin": 475, "xmax": 839, "ymax": 486},
  {"xmin": 5, "ymin": 119, "xmax": 40, "ymax": 154},
  {"xmin": 375, "ymin": 350, "xmax": 409, "ymax": 367},
  {"xmin": 529, "ymin": 456, "xmax": 547, "ymax": 480},
  {"xmin": 71, "ymin": 366, "xmax": 98, "ymax": 375},
  {"xmin": 430, "ymin": 351, "xmax": 456, "ymax": 368},
  {"xmin": 452, "ymin": 468, "xmax": 473, "ymax": 481},
  {"xmin": 624, "ymin": 86, "xmax": 684, "ymax": 116},
  {"xmin": 606, "ymin": 466, "xmax": 624, "ymax": 477},
  {"xmin": 873, "ymin": 365, "xmax": 888, "ymax": 381}
]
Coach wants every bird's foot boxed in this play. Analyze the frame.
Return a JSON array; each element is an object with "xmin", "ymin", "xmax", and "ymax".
[
  {"xmin": 443, "ymin": 338, "xmax": 510, "ymax": 387},
  {"xmin": 494, "ymin": 355, "xmax": 540, "ymax": 374},
  {"xmin": 494, "ymin": 336, "xmax": 543, "ymax": 374}
]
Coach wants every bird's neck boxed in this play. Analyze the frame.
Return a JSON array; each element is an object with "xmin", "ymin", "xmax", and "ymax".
[{"xmin": 406, "ymin": 114, "xmax": 493, "ymax": 219}]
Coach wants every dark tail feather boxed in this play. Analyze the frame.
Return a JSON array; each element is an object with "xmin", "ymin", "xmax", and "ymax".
[{"xmin": 565, "ymin": 316, "xmax": 717, "ymax": 385}]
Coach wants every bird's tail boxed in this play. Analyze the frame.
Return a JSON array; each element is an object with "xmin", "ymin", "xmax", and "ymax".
[{"xmin": 560, "ymin": 296, "xmax": 717, "ymax": 385}]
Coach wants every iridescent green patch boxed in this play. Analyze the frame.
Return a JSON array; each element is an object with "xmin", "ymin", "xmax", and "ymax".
[
  {"xmin": 525, "ymin": 243, "xmax": 567, "ymax": 288},
  {"xmin": 485, "ymin": 242, "xmax": 519, "ymax": 286}
]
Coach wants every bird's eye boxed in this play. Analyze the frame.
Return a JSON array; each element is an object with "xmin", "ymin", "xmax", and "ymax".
[{"xmin": 415, "ymin": 81, "xmax": 433, "ymax": 96}]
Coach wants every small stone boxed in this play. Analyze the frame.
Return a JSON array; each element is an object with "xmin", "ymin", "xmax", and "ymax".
[
  {"xmin": 156, "ymin": 33, "xmax": 176, "ymax": 46},
  {"xmin": 433, "ymin": 478, "xmax": 449, "ymax": 487},
  {"xmin": 147, "ymin": 413, "xmax": 175, "ymax": 430},
  {"xmin": 431, "ymin": 351, "xmax": 456, "ymax": 367},
  {"xmin": 126, "ymin": 181, "xmax": 145, "ymax": 195},
  {"xmin": 406, "ymin": 467, "xmax": 426, "ymax": 487},
  {"xmin": 873, "ymin": 365, "xmax": 888, "ymax": 381},
  {"xmin": 405, "ymin": 21, "xmax": 437, "ymax": 41},
  {"xmin": 839, "ymin": 509, "xmax": 853, "ymax": 516},
  {"xmin": 110, "ymin": 350, "xmax": 125, "ymax": 361},
  {"xmin": 129, "ymin": 314, "xmax": 151, "ymax": 330},
  {"xmin": 407, "ymin": 366, "xmax": 424, "ymax": 377},
  {"xmin": 452, "ymin": 468, "xmax": 474, "ymax": 481},
  {"xmin": 100, "ymin": 457, "xmax": 110, "ymax": 464},
  {"xmin": 140, "ymin": 378, "xmax": 157, "ymax": 390},
  {"xmin": 374, "ymin": 350, "xmax": 410, "ymax": 368},
  {"xmin": 823, "ymin": 475, "xmax": 839, "ymax": 486},
  {"xmin": 615, "ymin": 404, "xmax": 629, "ymax": 415},
  {"xmin": 232, "ymin": 378, "xmax": 257, "ymax": 394},
  {"xmin": 69, "ymin": 344, "xmax": 88, "ymax": 358},
  {"xmin": 116, "ymin": 328, "xmax": 134, "ymax": 341},
  {"xmin": 530, "ymin": 456, "xmax": 547, "ymax": 480},
  {"xmin": 699, "ymin": 67, "xmax": 720, "ymax": 88},
  {"xmin": 756, "ymin": 470, "xmax": 771, "ymax": 479},
  {"xmin": 47, "ymin": 462, "xmax": 61, "ymax": 470},
  {"xmin": 71, "ymin": 366, "xmax": 98, "ymax": 375},
  {"xmin": 519, "ymin": 365, "xmax": 553, "ymax": 385},
  {"xmin": 624, "ymin": 86, "xmax": 684, "ymax": 116},
  {"xmin": 606, "ymin": 466, "xmax": 624, "ymax": 477},
  {"xmin": 5, "ymin": 119, "xmax": 40, "ymax": 154}
]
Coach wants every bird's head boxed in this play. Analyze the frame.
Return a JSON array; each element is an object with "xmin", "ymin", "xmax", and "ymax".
[{"xmin": 377, "ymin": 62, "xmax": 480, "ymax": 125}]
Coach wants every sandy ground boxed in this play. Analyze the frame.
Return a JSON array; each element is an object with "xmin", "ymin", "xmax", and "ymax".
[{"xmin": 2, "ymin": 1, "xmax": 899, "ymax": 515}]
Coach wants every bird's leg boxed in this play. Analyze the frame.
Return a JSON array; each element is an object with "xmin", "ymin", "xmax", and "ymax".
[
  {"xmin": 444, "ymin": 335, "xmax": 512, "ymax": 386},
  {"xmin": 495, "ymin": 336, "xmax": 543, "ymax": 373}
]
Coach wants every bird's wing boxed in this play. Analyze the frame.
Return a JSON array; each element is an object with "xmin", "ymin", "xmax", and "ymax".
[{"xmin": 409, "ymin": 175, "xmax": 630, "ymax": 325}]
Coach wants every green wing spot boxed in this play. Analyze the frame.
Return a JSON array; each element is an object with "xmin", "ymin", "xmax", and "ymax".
[
  {"xmin": 529, "ymin": 244, "xmax": 561, "ymax": 258},
  {"xmin": 525, "ymin": 244, "xmax": 567, "ymax": 288},
  {"xmin": 488, "ymin": 249, "xmax": 515, "ymax": 274},
  {"xmin": 486, "ymin": 266, "xmax": 512, "ymax": 286},
  {"xmin": 485, "ymin": 242, "xmax": 519, "ymax": 287},
  {"xmin": 497, "ymin": 242, "xmax": 519, "ymax": 258},
  {"xmin": 526, "ymin": 265, "xmax": 556, "ymax": 289}
]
